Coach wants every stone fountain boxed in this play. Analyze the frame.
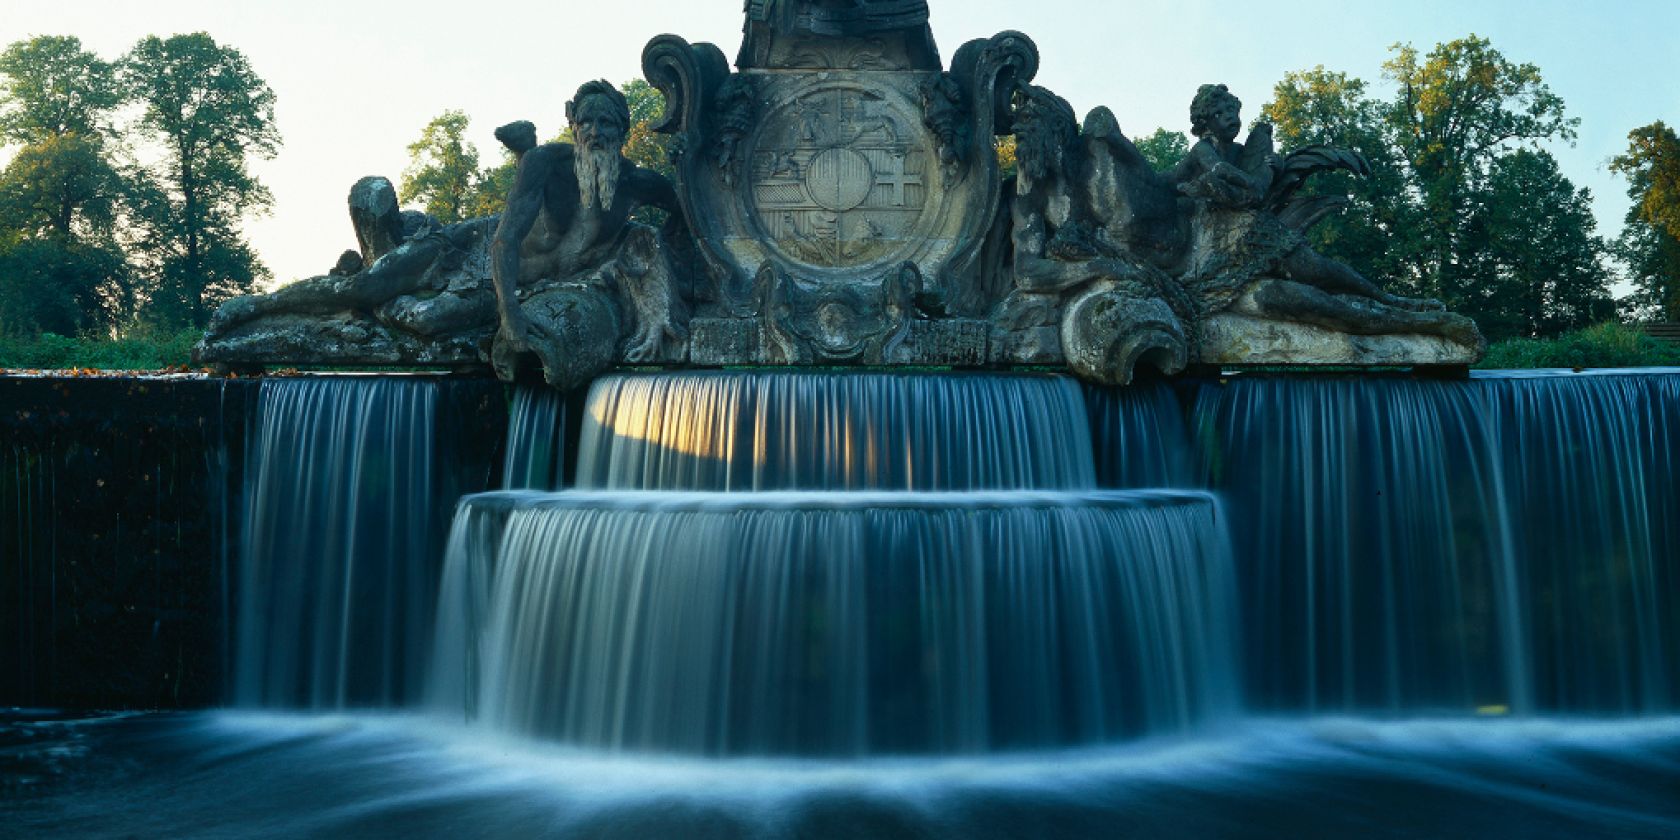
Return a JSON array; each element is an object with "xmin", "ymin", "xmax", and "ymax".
[{"xmin": 196, "ymin": 0, "xmax": 1484, "ymax": 386}]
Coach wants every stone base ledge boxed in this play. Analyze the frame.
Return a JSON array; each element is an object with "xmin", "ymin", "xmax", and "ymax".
[{"xmin": 1199, "ymin": 313, "xmax": 1481, "ymax": 367}]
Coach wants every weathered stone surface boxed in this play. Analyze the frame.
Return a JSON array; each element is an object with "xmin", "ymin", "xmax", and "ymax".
[
  {"xmin": 1200, "ymin": 310, "xmax": 1482, "ymax": 367},
  {"xmin": 200, "ymin": 2, "xmax": 1486, "ymax": 387},
  {"xmin": 349, "ymin": 176, "xmax": 405, "ymax": 264}
]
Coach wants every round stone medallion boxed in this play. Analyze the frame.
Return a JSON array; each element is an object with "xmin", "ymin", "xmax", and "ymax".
[
  {"xmin": 746, "ymin": 81, "xmax": 938, "ymax": 272},
  {"xmin": 805, "ymin": 148, "xmax": 876, "ymax": 212}
]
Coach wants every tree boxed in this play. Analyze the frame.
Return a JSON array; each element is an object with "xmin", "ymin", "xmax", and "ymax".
[
  {"xmin": 0, "ymin": 234, "xmax": 126, "ymax": 337},
  {"xmin": 1383, "ymin": 36, "xmax": 1577, "ymax": 306},
  {"xmin": 1466, "ymin": 149, "xmax": 1613, "ymax": 337},
  {"xmin": 122, "ymin": 33, "xmax": 279, "ymax": 330},
  {"xmin": 0, "ymin": 36, "xmax": 121, "ymax": 144},
  {"xmin": 1610, "ymin": 122, "xmax": 1680, "ymax": 320},
  {"xmin": 0, "ymin": 36, "xmax": 131, "ymax": 334},
  {"xmin": 400, "ymin": 109, "xmax": 480, "ymax": 224},
  {"xmin": 1133, "ymin": 128, "xmax": 1188, "ymax": 172},
  {"xmin": 1259, "ymin": 39, "xmax": 1606, "ymax": 336},
  {"xmin": 1263, "ymin": 66, "xmax": 1423, "ymax": 296}
]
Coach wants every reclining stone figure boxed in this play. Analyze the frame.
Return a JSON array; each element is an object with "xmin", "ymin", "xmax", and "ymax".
[
  {"xmin": 997, "ymin": 82, "xmax": 1485, "ymax": 384},
  {"xmin": 200, "ymin": 82, "xmax": 691, "ymax": 387}
]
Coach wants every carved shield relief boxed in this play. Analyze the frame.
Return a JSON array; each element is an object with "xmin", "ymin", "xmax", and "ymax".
[
  {"xmin": 747, "ymin": 79, "xmax": 939, "ymax": 273},
  {"xmin": 644, "ymin": 30, "xmax": 1038, "ymax": 361}
]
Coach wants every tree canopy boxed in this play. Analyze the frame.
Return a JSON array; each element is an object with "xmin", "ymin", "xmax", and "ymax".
[
  {"xmin": 122, "ymin": 32, "xmax": 279, "ymax": 330},
  {"xmin": 1610, "ymin": 122, "xmax": 1680, "ymax": 320},
  {"xmin": 1261, "ymin": 37, "xmax": 1609, "ymax": 340}
]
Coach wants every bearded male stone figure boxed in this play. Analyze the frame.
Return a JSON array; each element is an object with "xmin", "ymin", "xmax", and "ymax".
[{"xmin": 491, "ymin": 80, "xmax": 691, "ymax": 387}]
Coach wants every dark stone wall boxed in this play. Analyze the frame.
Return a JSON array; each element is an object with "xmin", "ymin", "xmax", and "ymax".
[
  {"xmin": 1, "ymin": 377, "xmax": 256, "ymax": 709},
  {"xmin": 0, "ymin": 375, "xmax": 508, "ymax": 711}
]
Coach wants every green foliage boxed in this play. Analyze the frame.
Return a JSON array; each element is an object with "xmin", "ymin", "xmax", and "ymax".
[
  {"xmin": 122, "ymin": 33, "xmax": 279, "ymax": 331},
  {"xmin": 0, "ymin": 133, "xmax": 124, "ymax": 237},
  {"xmin": 401, "ymin": 109, "xmax": 480, "ymax": 224},
  {"xmin": 0, "ymin": 327, "xmax": 202, "ymax": 370},
  {"xmin": 1610, "ymin": 122, "xmax": 1680, "ymax": 320},
  {"xmin": 468, "ymin": 150, "xmax": 518, "ymax": 219},
  {"xmin": 1133, "ymin": 128, "xmax": 1188, "ymax": 172},
  {"xmin": 1464, "ymin": 149, "xmax": 1614, "ymax": 339},
  {"xmin": 1383, "ymin": 36, "xmax": 1578, "ymax": 307},
  {"xmin": 1263, "ymin": 67, "xmax": 1419, "ymax": 291},
  {"xmin": 1261, "ymin": 39, "xmax": 1607, "ymax": 340},
  {"xmin": 0, "ymin": 234, "xmax": 127, "ymax": 337},
  {"xmin": 619, "ymin": 79, "xmax": 673, "ymax": 179},
  {"xmin": 995, "ymin": 135, "xmax": 1017, "ymax": 182},
  {"xmin": 0, "ymin": 36, "xmax": 121, "ymax": 144},
  {"xmin": 1478, "ymin": 322, "xmax": 1680, "ymax": 370}
]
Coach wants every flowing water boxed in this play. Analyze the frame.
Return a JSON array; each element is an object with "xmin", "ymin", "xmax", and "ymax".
[
  {"xmin": 430, "ymin": 490, "xmax": 1237, "ymax": 756},
  {"xmin": 576, "ymin": 372, "xmax": 1097, "ymax": 491},
  {"xmin": 12, "ymin": 368, "xmax": 1680, "ymax": 837},
  {"xmin": 1107, "ymin": 371, "xmax": 1680, "ymax": 716},
  {"xmin": 233, "ymin": 378, "xmax": 445, "ymax": 708}
]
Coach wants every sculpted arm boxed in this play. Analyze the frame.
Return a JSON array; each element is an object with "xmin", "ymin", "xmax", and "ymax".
[
  {"xmin": 491, "ymin": 148, "xmax": 557, "ymax": 339},
  {"xmin": 1011, "ymin": 199, "xmax": 1131, "ymax": 294}
]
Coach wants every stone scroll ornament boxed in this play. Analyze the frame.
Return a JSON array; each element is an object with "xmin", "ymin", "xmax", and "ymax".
[{"xmin": 197, "ymin": 1, "xmax": 1485, "ymax": 387}]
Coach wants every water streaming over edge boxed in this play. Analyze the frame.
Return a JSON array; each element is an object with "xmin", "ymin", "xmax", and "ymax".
[
  {"xmin": 1090, "ymin": 371, "xmax": 1680, "ymax": 716},
  {"xmin": 575, "ymin": 372, "xmax": 1097, "ymax": 491},
  {"xmin": 234, "ymin": 378, "xmax": 443, "ymax": 708},
  {"xmin": 430, "ymin": 490, "xmax": 1238, "ymax": 756}
]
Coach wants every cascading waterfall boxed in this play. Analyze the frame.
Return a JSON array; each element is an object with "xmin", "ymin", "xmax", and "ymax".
[
  {"xmin": 502, "ymin": 385, "xmax": 569, "ymax": 490},
  {"xmin": 225, "ymin": 367, "xmax": 1678, "ymax": 767},
  {"xmin": 235, "ymin": 378, "xmax": 446, "ymax": 708},
  {"xmin": 1087, "ymin": 370, "xmax": 1680, "ymax": 716},
  {"xmin": 428, "ymin": 371, "xmax": 1240, "ymax": 756},
  {"xmin": 430, "ymin": 490, "xmax": 1237, "ymax": 756},
  {"xmin": 1477, "ymin": 372, "xmax": 1679, "ymax": 711},
  {"xmin": 576, "ymin": 372, "xmax": 1098, "ymax": 491}
]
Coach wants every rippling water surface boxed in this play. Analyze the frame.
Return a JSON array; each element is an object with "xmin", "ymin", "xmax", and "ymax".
[{"xmin": 7, "ymin": 711, "xmax": 1680, "ymax": 839}]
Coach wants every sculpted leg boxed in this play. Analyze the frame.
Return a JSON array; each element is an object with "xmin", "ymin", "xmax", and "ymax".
[
  {"xmin": 1252, "ymin": 280, "xmax": 1482, "ymax": 348},
  {"xmin": 206, "ymin": 236, "xmax": 446, "ymax": 337},
  {"xmin": 1279, "ymin": 248, "xmax": 1445, "ymax": 312}
]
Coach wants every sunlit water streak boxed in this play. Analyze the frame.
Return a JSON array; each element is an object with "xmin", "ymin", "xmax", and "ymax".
[{"xmin": 575, "ymin": 372, "xmax": 1098, "ymax": 491}]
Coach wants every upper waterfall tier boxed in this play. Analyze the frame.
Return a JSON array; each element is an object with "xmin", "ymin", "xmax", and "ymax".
[
  {"xmin": 1087, "ymin": 370, "xmax": 1680, "ymax": 717},
  {"xmin": 428, "ymin": 489, "xmax": 1238, "ymax": 757},
  {"xmin": 234, "ymin": 376, "xmax": 500, "ymax": 710},
  {"xmin": 569, "ymin": 372, "xmax": 1098, "ymax": 492}
]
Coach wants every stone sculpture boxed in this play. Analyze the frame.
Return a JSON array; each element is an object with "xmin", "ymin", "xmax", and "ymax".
[
  {"xmin": 198, "ymin": 1, "xmax": 1487, "ymax": 386},
  {"xmin": 200, "ymin": 83, "xmax": 692, "ymax": 389},
  {"xmin": 489, "ymin": 80, "xmax": 690, "ymax": 388}
]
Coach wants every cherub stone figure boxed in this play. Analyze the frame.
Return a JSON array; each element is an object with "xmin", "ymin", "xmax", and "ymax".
[
  {"xmin": 999, "ymin": 81, "xmax": 1486, "ymax": 383},
  {"xmin": 1169, "ymin": 83, "xmax": 1477, "ymax": 348},
  {"xmin": 491, "ymin": 80, "xmax": 691, "ymax": 387}
]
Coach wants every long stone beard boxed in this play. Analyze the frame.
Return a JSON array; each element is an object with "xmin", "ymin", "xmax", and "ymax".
[
  {"xmin": 1018, "ymin": 126, "xmax": 1063, "ymax": 187},
  {"xmin": 574, "ymin": 145, "xmax": 621, "ymax": 211}
]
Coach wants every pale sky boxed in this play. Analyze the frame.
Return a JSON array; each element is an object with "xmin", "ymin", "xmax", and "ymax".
[{"xmin": 4, "ymin": 0, "xmax": 1678, "ymax": 290}]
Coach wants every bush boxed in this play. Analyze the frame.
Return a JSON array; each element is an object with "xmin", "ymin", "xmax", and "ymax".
[
  {"xmin": 1477, "ymin": 322, "xmax": 1680, "ymax": 370},
  {"xmin": 0, "ymin": 328, "xmax": 203, "ymax": 371}
]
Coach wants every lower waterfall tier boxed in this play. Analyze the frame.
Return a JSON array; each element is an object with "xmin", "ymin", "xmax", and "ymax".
[{"xmin": 429, "ymin": 490, "xmax": 1238, "ymax": 757}]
